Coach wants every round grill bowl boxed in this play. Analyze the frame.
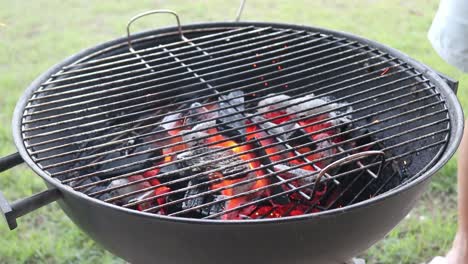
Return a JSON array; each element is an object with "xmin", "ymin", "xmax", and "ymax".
[{"xmin": 1, "ymin": 22, "xmax": 463, "ymax": 264}]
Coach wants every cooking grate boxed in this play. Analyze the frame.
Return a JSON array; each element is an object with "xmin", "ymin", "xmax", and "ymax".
[{"xmin": 20, "ymin": 21, "xmax": 450, "ymax": 220}]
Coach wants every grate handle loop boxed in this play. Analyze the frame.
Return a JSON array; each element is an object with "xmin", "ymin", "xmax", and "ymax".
[
  {"xmin": 311, "ymin": 151, "xmax": 386, "ymax": 198},
  {"xmin": 235, "ymin": 0, "xmax": 247, "ymax": 22},
  {"xmin": 126, "ymin": 9, "xmax": 186, "ymax": 52}
]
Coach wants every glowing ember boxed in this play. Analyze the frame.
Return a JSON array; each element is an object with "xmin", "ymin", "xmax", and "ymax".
[{"xmin": 113, "ymin": 91, "xmax": 355, "ymax": 220}]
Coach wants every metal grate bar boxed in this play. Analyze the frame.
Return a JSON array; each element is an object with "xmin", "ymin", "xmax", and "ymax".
[
  {"xmin": 337, "ymin": 146, "xmax": 377, "ymax": 179},
  {"xmin": 165, "ymin": 39, "xmax": 314, "ymax": 201},
  {"xmin": 211, "ymin": 137, "xmax": 446, "ymax": 218},
  {"xmin": 106, "ymin": 106, "xmax": 447, "ymax": 206},
  {"xmin": 43, "ymin": 28, "xmax": 295, "ymax": 87},
  {"xmin": 116, "ymin": 122, "xmax": 447, "ymax": 211},
  {"xmin": 160, "ymin": 133, "xmax": 449, "ymax": 217},
  {"xmin": 23, "ymin": 55, "xmax": 388, "ymax": 147},
  {"xmin": 26, "ymin": 56, "xmax": 398, "ymax": 154},
  {"xmin": 344, "ymin": 166, "xmax": 396, "ymax": 206},
  {"xmin": 80, "ymin": 95, "xmax": 446, "ymax": 198},
  {"xmin": 60, "ymin": 27, "xmax": 259, "ymax": 71},
  {"xmin": 24, "ymin": 44, "xmax": 376, "ymax": 146},
  {"xmin": 48, "ymin": 74, "xmax": 428, "ymax": 178},
  {"xmin": 24, "ymin": 33, "xmax": 335, "ymax": 125},
  {"xmin": 26, "ymin": 36, "xmax": 354, "ymax": 112},
  {"xmin": 20, "ymin": 25, "xmax": 453, "ymax": 221},
  {"xmin": 35, "ymin": 29, "xmax": 299, "ymax": 95},
  {"xmin": 320, "ymin": 162, "xmax": 383, "ymax": 210},
  {"xmin": 36, "ymin": 73, "xmax": 426, "ymax": 177}
]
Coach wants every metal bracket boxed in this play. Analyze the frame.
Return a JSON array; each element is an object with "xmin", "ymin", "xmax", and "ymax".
[
  {"xmin": 0, "ymin": 152, "xmax": 61, "ymax": 230},
  {"xmin": 0, "ymin": 189, "xmax": 61, "ymax": 230},
  {"xmin": 436, "ymin": 71, "xmax": 459, "ymax": 94},
  {"xmin": 0, "ymin": 192, "xmax": 14, "ymax": 229}
]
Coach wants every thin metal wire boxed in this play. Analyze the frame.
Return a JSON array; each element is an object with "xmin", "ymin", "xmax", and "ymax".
[
  {"xmin": 49, "ymin": 76, "xmax": 430, "ymax": 178},
  {"xmin": 25, "ymin": 51, "xmax": 393, "ymax": 151},
  {"xmin": 24, "ymin": 56, "xmax": 398, "ymax": 154},
  {"xmin": 23, "ymin": 43, "xmax": 373, "ymax": 141},
  {"xmin": 59, "ymin": 27, "xmax": 258, "ymax": 71},
  {"xmin": 103, "ymin": 101, "xmax": 445, "ymax": 204},
  {"xmin": 84, "ymin": 101, "xmax": 447, "ymax": 199},
  {"xmin": 37, "ymin": 28, "xmax": 298, "ymax": 93},
  {"xmin": 165, "ymin": 135, "xmax": 449, "ymax": 217},
  {"xmin": 24, "ymin": 38, "xmax": 355, "ymax": 124},
  {"xmin": 42, "ymin": 28, "xmax": 283, "ymax": 87},
  {"xmin": 40, "ymin": 77, "xmax": 431, "ymax": 185},
  {"xmin": 24, "ymin": 33, "xmax": 340, "ymax": 126},
  {"xmin": 235, "ymin": 0, "xmax": 246, "ymax": 22},
  {"xmin": 310, "ymin": 151, "xmax": 385, "ymax": 198},
  {"xmin": 20, "ymin": 25, "xmax": 451, "ymax": 220},
  {"xmin": 107, "ymin": 108, "xmax": 448, "ymax": 207},
  {"xmin": 126, "ymin": 10, "xmax": 185, "ymax": 51},
  {"xmin": 26, "ymin": 36, "xmax": 354, "ymax": 111}
]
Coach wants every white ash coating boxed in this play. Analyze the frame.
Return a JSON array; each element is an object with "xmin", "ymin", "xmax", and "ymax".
[{"xmin": 257, "ymin": 94, "xmax": 292, "ymax": 114}]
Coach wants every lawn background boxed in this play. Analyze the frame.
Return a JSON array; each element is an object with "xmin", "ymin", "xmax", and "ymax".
[{"xmin": 0, "ymin": 1, "xmax": 465, "ymax": 263}]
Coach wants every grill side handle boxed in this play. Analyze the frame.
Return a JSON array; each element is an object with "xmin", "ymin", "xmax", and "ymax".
[
  {"xmin": 0, "ymin": 152, "xmax": 61, "ymax": 230},
  {"xmin": 436, "ymin": 71, "xmax": 459, "ymax": 94}
]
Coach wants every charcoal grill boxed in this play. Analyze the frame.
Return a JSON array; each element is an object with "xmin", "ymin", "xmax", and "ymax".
[{"xmin": 0, "ymin": 5, "xmax": 463, "ymax": 264}]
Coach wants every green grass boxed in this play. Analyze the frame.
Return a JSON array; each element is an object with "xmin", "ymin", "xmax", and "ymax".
[{"xmin": 0, "ymin": 1, "xmax": 464, "ymax": 263}]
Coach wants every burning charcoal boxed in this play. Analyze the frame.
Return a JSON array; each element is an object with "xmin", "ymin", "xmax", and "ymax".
[
  {"xmin": 286, "ymin": 94, "xmax": 352, "ymax": 126},
  {"xmin": 287, "ymin": 124, "xmax": 316, "ymax": 149},
  {"xmin": 218, "ymin": 90, "xmax": 246, "ymax": 135},
  {"xmin": 108, "ymin": 175, "xmax": 152, "ymax": 204},
  {"xmin": 182, "ymin": 179, "xmax": 208, "ymax": 210},
  {"xmin": 92, "ymin": 138, "xmax": 164, "ymax": 180},
  {"xmin": 201, "ymin": 195, "xmax": 226, "ymax": 216},
  {"xmin": 273, "ymin": 164, "xmax": 317, "ymax": 185},
  {"xmin": 146, "ymin": 178, "xmax": 172, "ymax": 214},
  {"xmin": 311, "ymin": 133, "xmax": 336, "ymax": 166},
  {"xmin": 158, "ymin": 163, "xmax": 187, "ymax": 183},
  {"xmin": 161, "ymin": 112, "xmax": 183, "ymax": 136},
  {"xmin": 258, "ymin": 93, "xmax": 292, "ymax": 112},
  {"xmin": 249, "ymin": 138, "xmax": 290, "ymax": 205},
  {"xmin": 180, "ymin": 130, "xmax": 210, "ymax": 148},
  {"xmin": 128, "ymin": 190, "xmax": 158, "ymax": 211},
  {"xmin": 142, "ymin": 168, "xmax": 161, "ymax": 186},
  {"xmin": 286, "ymin": 94, "xmax": 332, "ymax": 118},
  {"xmin": 185, "ymin": 102, "xmax": 218, "ymax": 125},
  {"xmin": 258, "ymin": 94, "xmax": 293, "ymax": 124},
  {"xmin": 216, "ymin": 119, "xmax": 244, "ymax": 142},
  {"xmin": 127, "ymin": 175, "xmax": 172, "ymax": 214},
  {"xmin": 137, "ymin": 126, "xmax": 171, "ymax": 146},
  {"xmin": 211, "ymin": 171, "xmax": 269, "ymax": 220},
  {"xmin": 250, "ymin": 115, "xmax": 287, "ymax": 141},
  {"xmin": 191, "ymin": 120, "xmax": 216, "ymax": 134},
  {"xmin": 248, "ymin": 204, "xmax": 309, "ymax": 219},
  {"xmin": 177, "ymin": 146, "xmax": 249, "ymax": 178},
  {"xmin": 246, "ymin": 123, "xmax": 290, "ymax": 162},
  {"xmin": 72, "ymin": 176, "xmax": 112, "ymax": 201}
]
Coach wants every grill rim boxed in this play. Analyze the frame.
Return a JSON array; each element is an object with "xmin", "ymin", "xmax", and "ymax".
[{"xmin": 12, "ymin": 21, "xmax": 463, "ymax": 224}]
